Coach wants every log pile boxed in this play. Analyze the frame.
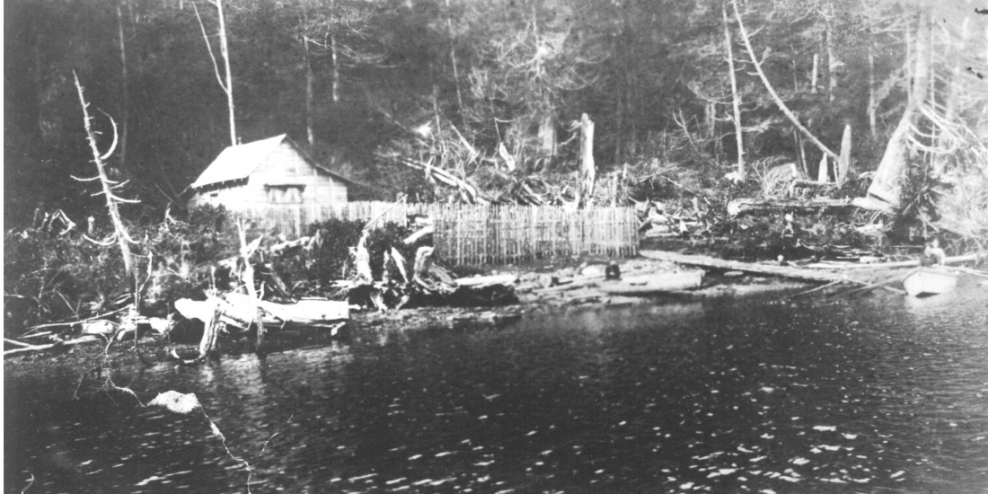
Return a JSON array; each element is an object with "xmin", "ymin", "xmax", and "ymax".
[{"xmin": 331, "ymin": 245, "xmax": 518, "ymax": 311}]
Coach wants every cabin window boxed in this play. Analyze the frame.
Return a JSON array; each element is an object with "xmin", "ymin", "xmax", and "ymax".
[
  {"xmin": 209, "ymin": 192, "xmax": 219, "ymax": 206},
  {"xmin": 266, "ymin": 185, "xmax": 304, "ymax": 204}
]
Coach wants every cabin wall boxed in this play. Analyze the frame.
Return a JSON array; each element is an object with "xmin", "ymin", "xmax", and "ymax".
[{"xmin": 250, "ymin": 142, "xmax": 349, "ymax": 207}]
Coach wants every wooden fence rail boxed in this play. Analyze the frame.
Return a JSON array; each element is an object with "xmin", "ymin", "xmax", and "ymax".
[{"xmin": 229, "ymin": 202, "xmax": 638, "ymax": 265}]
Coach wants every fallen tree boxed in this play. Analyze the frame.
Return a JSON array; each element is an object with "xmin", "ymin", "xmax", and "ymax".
[
  {"xmin": 726, "ymin": 198, "xmax": 855, "ymax": 217},
  {"xmin": 640, "ymin": 250, "xmax": 850, "ymax": 283}
]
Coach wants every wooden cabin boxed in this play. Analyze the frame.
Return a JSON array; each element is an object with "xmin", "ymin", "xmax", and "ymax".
[
  {"xmin": 187, "ymin": 135, "xmax": 354, "ymax": 237},
  {"xmin": 188, "ymin": 134, "xmax": 352, "ymax": 211}
]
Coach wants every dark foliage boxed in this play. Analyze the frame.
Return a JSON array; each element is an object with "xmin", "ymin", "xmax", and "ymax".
[
  {"xmin": 4, "ymin": 227, "xmax": 129, "ymax": 332},
  {"xmin": 3, "ymin": 206, "xmax": 237, "ymax": 332},
  {"xmin": 299, "ymin": 218, "xmax": 366, "ymax": 284}
]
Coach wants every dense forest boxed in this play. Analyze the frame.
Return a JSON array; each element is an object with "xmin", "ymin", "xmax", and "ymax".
[{"xmin": 4, "ymin": 0, "xmax": 986, "ymax": 228}]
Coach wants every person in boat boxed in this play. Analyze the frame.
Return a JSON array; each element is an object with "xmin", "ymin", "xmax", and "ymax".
[{"xmin": 921, "ymin": 238, "xmax": 946, "ymax": 266}]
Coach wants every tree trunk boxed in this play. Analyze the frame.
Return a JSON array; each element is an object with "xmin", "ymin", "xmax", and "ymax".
[
  {"xmin": 905, "ymin": 18, "xmax": 913, "ymax": 94},
  {"xmin": 794, "ymin": 130, "xmax": 809, "ymax": 177},
  {"xmin": 330, "ymin": 33, "xmax": 340, "ymax": 104},
  {"xmin": 817, "ymin": 154, "xmax": 829, "ymax": 183},
  {"xmin": 855, "ymin": 10, "xmax": 932, "ymax": 211},
  {"xmin": 538, "ymin": 114, "xmax": 556, "ymax": 157},
  {"xmin": 723, "ymin": 2, "xmax": 745, "ymax": 180},
  {"xmin": 614, "ymin": 87, "xmax": 624, "ymax": 164},
  {"xmin": 116, "ymin": 0, "xmax": 129, "ymax": 170},
  {"xmin": 811, "ymin": 53, "xmax": 819, "ymax": 94},
  {"xmin": 303, "ymin": 35, "xmax": 315, "ymax": 147},
  {"xmin": 216, "ymin": 0, "xmax": 236, "ymax": 145},
  {"xmin": 825, "ymin": 7, "xmax": 841, "ymax": 102},
  {"xmin": 194, "ymin": 1, "xmax": 236, "ymax": 145},
  {"xmin": 868, "ymin": 42, "xmax": 876, "ymax": 138},
  {"xmin": 837, "ymin": 123, "xmax": 852, "ymax": 186},
  {"xmin": 444, "ymin": 0, "xmax": 463, "ymax": 111},
  {"xmin": 577, "ymin": 113, "xmax": 595, "ymax": 209}
]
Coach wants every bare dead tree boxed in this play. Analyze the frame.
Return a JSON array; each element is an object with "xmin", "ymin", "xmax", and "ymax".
[
  {"xmin": 73, "ymin": 71, "xmax": 139, "ymax": 276},
  {"xmin": 194, "ymin": 0, "xmax": 236, "ymax": 146}
]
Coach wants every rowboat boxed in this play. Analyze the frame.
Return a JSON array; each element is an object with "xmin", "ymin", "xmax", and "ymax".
[
  {"xmin": 903, "ymin": 268, "xmax": 958, "ymax": 297},
  {"xmin": 176, "ymin": 294, "xmax": 349, "ymax": 329},
  {"xmin": 600, "ymin": 271, "xmax": 703, "ymax": 296}
]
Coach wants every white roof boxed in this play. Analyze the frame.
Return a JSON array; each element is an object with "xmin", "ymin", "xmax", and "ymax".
[{"xmin": 191, "ymin": 134, "xmax": 290, "ymax": 189}]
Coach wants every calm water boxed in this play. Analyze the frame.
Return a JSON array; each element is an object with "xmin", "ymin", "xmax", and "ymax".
[{"xmin": 6, "ymin": 283, "xmax": 988, "ymax": 494}]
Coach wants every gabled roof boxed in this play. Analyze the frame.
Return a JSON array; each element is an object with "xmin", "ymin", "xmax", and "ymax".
[{"xmin": 190, "ymin": 134, "xmax": 356, "ymax": 189}]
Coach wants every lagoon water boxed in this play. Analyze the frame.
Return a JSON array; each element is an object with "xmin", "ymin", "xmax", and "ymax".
[{"xmin": 6, "ymin": 284, "xmax": 988, "ymax": 493}]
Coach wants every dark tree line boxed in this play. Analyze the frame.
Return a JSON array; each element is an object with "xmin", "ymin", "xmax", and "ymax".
[{"xmin": 5, "ymin": 0, "xmax": 986, "ymax": 225}]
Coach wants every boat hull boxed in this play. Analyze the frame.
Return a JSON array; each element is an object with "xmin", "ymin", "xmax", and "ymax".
[{"xmin": 903, "ymin": 268, "xmax": 958, "ymax": 297}]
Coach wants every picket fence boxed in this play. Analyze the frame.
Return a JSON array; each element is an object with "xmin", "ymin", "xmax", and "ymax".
[{"xmin": 233, "ymin": 201, "xmax": 638, "ymax": 265}]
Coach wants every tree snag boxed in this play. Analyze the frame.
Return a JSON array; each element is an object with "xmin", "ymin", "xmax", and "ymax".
[
  {"xmin": 723, "ymin": 2, "xmax": 745, "ymax": 181},
  {"xmin": 577, "ymin": 113, "xmax": 596, "ymax": 209},
  {"xmin": 837, "ymin": 123, "xmax": 852, "ymax": 187},
  {"xmin": 73, "ymin": 72, "xmax": 137, "ymax": 276}
]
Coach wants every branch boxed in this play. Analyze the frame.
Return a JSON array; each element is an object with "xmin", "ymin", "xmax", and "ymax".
[
  {"xmin": 83, "ymin": 234, "xmax": 119, "ymax": 247},
  {"xmin": 97, "ymin": 109, "xmax": 119, "ymax": 161},
  {"xmin": 732, "ymin": 0, "xmax": 839, "ymax": 161}
]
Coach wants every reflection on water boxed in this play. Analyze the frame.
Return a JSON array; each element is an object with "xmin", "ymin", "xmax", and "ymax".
[{"xmin": 6, "ymin": 287, "xmax": 988, "ymax": 493}]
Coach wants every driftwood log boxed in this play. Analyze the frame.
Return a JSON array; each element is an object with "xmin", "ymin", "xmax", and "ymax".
[
  {"xmin": 726, "ymin": 198, "xmax": 855, "ymax": 217},
  {"xmin": 803, "ymin": 253, "xmax": 984, "ymax": 270},
  {"xmin": 640, "ymin": 250, "xmax": 850, "ymax": 283}
]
